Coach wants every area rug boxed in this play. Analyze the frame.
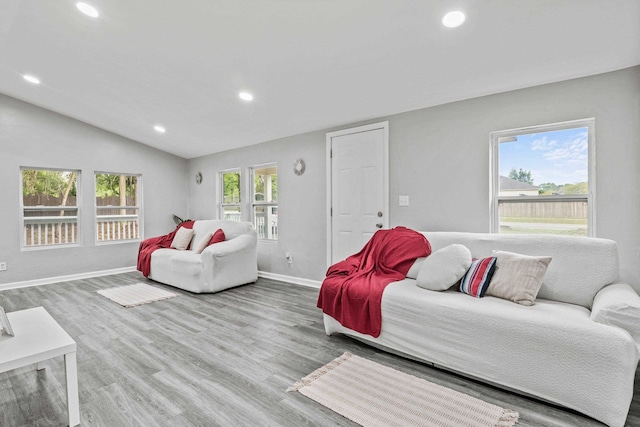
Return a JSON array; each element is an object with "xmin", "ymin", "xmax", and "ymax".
[
  {"xmin": 288, "ymin": 352, "xmax": 519, "ymax": 427},
  {"xmin": 97, "ymin": 283, "xmax": 177, "ymax": 307}
]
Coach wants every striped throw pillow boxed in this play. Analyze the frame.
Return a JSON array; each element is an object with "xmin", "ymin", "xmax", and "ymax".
[{"xmin": 460, "ymin": 257, "xmax": 497, "ymax": 298}]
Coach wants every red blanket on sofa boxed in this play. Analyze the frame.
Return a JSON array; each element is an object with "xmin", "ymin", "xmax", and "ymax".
[
  {"xmin": 136, "ymin": 221, "xmax": 194, "ymax": 277},
  {"xmin": 317, "ymin": 226, "xmax": 431, "ymax": 338}
]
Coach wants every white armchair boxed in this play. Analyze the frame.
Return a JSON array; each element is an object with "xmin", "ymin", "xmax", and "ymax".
[{"xmin": 148, "ymin": 220, "xmax": 258, "ymax": 293}]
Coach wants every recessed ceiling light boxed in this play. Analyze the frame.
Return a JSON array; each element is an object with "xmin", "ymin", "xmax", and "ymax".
[
  {"xmin": 154, "ymin": 125, "xmax": 166, "ymax": 134},
  {"xmin": 76, "ymin": 2, "xmax": 99, "ymax": 18},
  {"xmin": 238, "ymin": 91, "xmax": 254, "ymax": 101},
  {"xmin": 442, "ymin": 11, "xmax": 466, "ymax": 28},
  {"xmin": 23, "ymin": 74, "xmax": 41, "ymax": 85}
]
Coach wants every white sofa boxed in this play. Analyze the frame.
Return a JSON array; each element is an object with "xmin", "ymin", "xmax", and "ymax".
[
  {"xmin": 323, "ymin": 232, "xmax": 640, "ymax": 427},
  {"xmin": 149, "ymin": 220, "xmax": 258, "ymax": 293}
]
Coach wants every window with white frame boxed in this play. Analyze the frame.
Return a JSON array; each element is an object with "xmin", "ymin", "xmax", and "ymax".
[
  {"xmin": 220, "ymin": 169, "xmax": 242, "ymax": 222},
  {"xmin": 490, "ymin": 118, "xmax": 595, "ymax": 237},
  {"xmin": 20, "ymin": 167, "xmax": 80, "ymax": 248},
  {"xmin": 95, "ymin": 172, "xmax": 142, "ymax": 243},
  {"xmin": 251, "ymin": 164, "xmax": 278, "ymax": 240}
]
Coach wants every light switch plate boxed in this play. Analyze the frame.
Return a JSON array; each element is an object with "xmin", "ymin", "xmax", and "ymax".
[{"xmin": 399, "ymin": 195, "xmax": 409, "ymax": 206}]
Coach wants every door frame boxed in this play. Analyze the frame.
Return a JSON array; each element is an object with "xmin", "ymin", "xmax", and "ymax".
[{"xmin": 326, "ymin": 121, "xmax": 389, "ymax": 267}]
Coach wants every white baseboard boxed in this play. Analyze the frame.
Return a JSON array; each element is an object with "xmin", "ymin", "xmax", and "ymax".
[
  {"xmin": 258, "ymin": 271, "xmax": 321, "ymax": 289},
  {"xmin": 1, "ymin": 267, "xmax": 318, "ymax": 292},
  {"xmin": 0, "ymin": 266, "xmax": 138, "ymax": 291}
]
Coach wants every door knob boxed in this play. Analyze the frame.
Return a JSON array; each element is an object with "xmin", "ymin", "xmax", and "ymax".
[{"xmin": 376, "ymin": 223, "xmax": 383, "ymax": 229}]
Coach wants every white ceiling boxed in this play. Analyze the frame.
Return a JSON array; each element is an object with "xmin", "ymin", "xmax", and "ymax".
[{"xmin": 1, "ymin": 1, "xmax": 639, "ymax": 159}]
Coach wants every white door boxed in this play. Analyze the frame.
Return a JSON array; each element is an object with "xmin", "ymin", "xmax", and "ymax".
[{"xmin": 327, "ymin": 122, "xmax": 388, "ymax": 265}]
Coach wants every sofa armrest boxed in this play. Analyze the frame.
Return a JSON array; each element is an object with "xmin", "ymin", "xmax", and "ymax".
[
  {"xmin": 201, "ymin": 233, "xmax": 256, "ymax": 257},
  {"xmin": 591, "ymin": 283, "xmax": 640, "ymax": 352}
]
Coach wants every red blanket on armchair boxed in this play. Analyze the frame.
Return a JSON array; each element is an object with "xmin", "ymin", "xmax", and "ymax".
[
  {"xmin": 137, "ymin": 221, "xmax": 195, "ymax": 277},
  {"xmin": 317, "ymin": 226, "xmax": 431, "ymax": 338}
]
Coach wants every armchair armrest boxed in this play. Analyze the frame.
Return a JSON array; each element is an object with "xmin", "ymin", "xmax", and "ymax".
[
  {"xmin": 201, "ymin": 233, "xmax": 256, "ymax": 257},
  {"xmin": 198, "ymin": 233, "xmax": 258, "ymax": 291},
  {"xmin": 591, "ymin": 283, "xmax": 640, "ymax": 351}
]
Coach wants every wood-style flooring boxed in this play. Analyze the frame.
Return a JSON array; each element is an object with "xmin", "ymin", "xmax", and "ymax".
[{"xmin": 0, "ymin": 272, "xmax": 638, "ymax": 426}]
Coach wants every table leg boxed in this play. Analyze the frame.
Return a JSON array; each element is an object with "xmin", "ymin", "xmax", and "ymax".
[{"xmin": 64, "ymin": 352, "xmax": 80, "ymax": 427}]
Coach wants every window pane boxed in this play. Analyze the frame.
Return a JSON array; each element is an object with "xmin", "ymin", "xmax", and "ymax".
[
  {"xmin": 222, "ymin": 205, "xmax": 241, "ymax": 222},
  {"xmin": 493, "ymin": 121, "xmax": 593, "ymax": 237},
  {"xmin": 95, "ymin": 173, "xmax": 140, "ymax": 242},
  {"xmin": 222, "ymin": 171, "xmax": 241, "ymax": 204},
  {"xmin": 253, "ymin": 166, "xmax": 277, "ymax": 203},
  {"xmin": 22, "ymin": 169, "xmax": 79, "ymax": 247},
  {"xmin": 499, "ymin": 127, "xmax": 588, "ymax": 196},
  {"xmin": 499, "ymin": 200, "xmax": 588, "ymax": 237},
  {"xmin": 254, "ymin": 205, "xmax": 278, "ymax": 240}
]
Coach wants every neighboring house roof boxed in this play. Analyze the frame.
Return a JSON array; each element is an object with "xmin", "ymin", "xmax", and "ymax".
[{"xmin": 500, "ymin": 176, "xmax": 539, "ymax": 191}]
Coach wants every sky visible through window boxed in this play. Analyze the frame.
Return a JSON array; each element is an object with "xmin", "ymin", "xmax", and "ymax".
[{"xmin": 499, "ymin": 127, "xmax": 588, "ymax": 187}]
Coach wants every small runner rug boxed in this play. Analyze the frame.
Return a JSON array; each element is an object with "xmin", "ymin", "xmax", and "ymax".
[
  {"xmin": 97, "ymin": 283, "xmax": 177, "ymax": 307},
  {"xmin": 288, "ymin": 352, "xmax": 519, "ymax": 427}
]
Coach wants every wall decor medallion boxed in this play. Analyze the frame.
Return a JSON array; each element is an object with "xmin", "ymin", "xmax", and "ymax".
[
  {"xmin": 195, "ymin": 172, "xmax": 203, "ymax": 184},
  {"xmin": 293, "ymin": 159, "xmax": 306, "ymax": 176}
]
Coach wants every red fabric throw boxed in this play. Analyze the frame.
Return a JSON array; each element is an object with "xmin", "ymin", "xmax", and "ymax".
[
  {"xmin": 317, "ymin": 226, "xmax": 431, "ymax": 338},
  {"xmin": 136, "ymin": 221, "xmax": 195, "ymax": 277}
]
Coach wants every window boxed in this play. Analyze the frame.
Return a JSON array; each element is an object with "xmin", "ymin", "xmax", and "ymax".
[
  {"xmin": 20, "ymin": 168, "xmax": 80, "ymax": 248},
  {"xmin": 95, "ymin": 173, "xmax": 142, "ymax": 243},
  {"xmin": 220, "ymin": 169, "xmax": 241, "ymax": 222},
  {"xmin": 251, "ymin": 164, "xmax": 278, "ymax": 240},
  {"xmin": 490, "ymin": 118, "xmax": 594, "ymax": 237}
]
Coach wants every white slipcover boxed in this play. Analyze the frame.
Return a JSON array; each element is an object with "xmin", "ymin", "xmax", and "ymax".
[
  {"xmin": 323, "ymin": 232, "xmax": 640, "ymax": 427},
  {"xmin": 149, "ymin": 220, "xmax": 258, "ymax": 293}
]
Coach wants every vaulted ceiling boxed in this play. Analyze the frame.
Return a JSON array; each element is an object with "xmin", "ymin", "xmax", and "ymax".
[{"xmin": 1, "ymin": 1, "xmax": 639, "ymax": 159}]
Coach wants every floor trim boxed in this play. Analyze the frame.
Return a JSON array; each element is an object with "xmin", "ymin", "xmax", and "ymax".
[
  {"xmin": 0, "ymin": 266, "xmax": 137, "ymax": 291},
  {"xmin": 1, "ymin": 268, "xmax": 319, "ymax": 292},
  {"xmin": 258, "ymin": 271, "xmax": 321, "ymax": 289}
]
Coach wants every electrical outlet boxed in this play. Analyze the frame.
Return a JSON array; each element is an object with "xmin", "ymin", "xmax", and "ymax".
[{"xmin": 0, "ymin": 262, "xmax": 6, "ymax": 272}]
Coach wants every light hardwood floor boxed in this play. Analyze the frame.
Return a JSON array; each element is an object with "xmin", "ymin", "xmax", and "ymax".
[{"xmin": 0, "ymin": 272, "xmax": 638, "ymax": 426}]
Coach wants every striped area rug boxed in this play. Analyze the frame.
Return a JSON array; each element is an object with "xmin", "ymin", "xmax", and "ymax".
[
  {"xmin": 288, "ymin": 352, "xmax": 519, "ymax": 427},
  {"xmin": 97, "ymin": 283, "xmax": 177, "ymax": 307}
]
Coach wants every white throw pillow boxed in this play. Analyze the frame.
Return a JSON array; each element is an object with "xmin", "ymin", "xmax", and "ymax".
[
  {"xmin": 416, "ymin": 244, "xmax": 472, "ymax": 291},
  {"xmin": 170, "ymin": 227, "xmax": 194, "ymax": 251},
  {"xmin": 192, "ymin": 233, "xmax": 213, "ymax": 254}
]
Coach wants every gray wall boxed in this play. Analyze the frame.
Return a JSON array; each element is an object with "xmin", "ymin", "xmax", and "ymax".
[
  {"xmin": 188, "ymin": 131, "xmax": 327, "ymax": 281},
  {"xmin": 387, "ymin": 66, "xmax": 640, "ymax": 288},
  {"xmin": 2, "ymin": 66, "xmax": 637, "ymax": 289},
  {"xmin": 0, "ymin": 94, "xmax": 188, "ymax": 285},
  {"xmin": 188, "ymin": 66, "xmax": 640, "ymax": 289}
]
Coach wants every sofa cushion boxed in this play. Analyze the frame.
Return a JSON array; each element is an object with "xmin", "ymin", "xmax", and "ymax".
[
  {"xmin": 487, "ymin": 251, "xmax": 551, "ymax": 306},
  {"xmin": 170, "ymin": 227, "xmax": 194, "ymax": 250},
  {"xmin": 459, "ymin": 257, "xmax": 496, "ymax": 298},
  {"xmin": 169, "ymin": 251, "xmax": 203, "ymax": 276},
  {"xmin": 416, "ymin": 244, "xmax": 471, "ymax": 291}
]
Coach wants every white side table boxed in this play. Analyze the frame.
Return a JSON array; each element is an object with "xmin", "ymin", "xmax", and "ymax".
[{"xmin": 0, "ymin": 307, "xmax": 79, "ymax": 426}]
